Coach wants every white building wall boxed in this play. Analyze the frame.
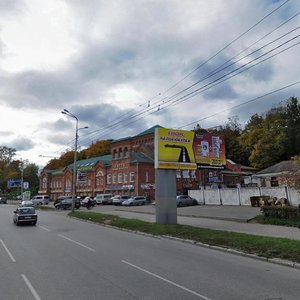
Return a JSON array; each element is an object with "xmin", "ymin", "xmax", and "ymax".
[
  {"xmin": 189, "ymin": 186, "xmax": 300, "ymax": 206},
  {"xmin": 239, "ymin": 188, "xmax": 260, "ymax": 206},
  {"xmin": 220, "ymin": 189, "xmax": 240, "ymax": 205}
]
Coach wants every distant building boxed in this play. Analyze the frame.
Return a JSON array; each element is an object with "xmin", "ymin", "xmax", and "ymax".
[{"xmin": 253, "ymin": 160, "xmax": 300, "ymax": 187}]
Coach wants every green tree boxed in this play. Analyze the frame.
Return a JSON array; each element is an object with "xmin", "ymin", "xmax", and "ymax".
[
  {"xmin": 284, "ymin": 97, "xmax": 300, "ymax": 158},
  {"xmin": 0, "ymin": 146, "xmax": 17, "ymax": 193}
]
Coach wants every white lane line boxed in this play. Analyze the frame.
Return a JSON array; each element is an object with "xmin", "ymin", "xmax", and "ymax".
[
  {"xmin": 122, "ymin": 260, "xmax": 212, "ymax": 300},
  {"xmin": 58, "ymin": 234, "xmax": 96, "ymax": 252},
  {"xmin": 21, "ymin": 274, "xmax": 41, "ymax": 300},
  {"xmin": 37, "ymin": 225, "xmax": 50, "ymax": 232},
  {"xmin": 0, "ymin": 239, "xmax": 16, "ymax": 262}
]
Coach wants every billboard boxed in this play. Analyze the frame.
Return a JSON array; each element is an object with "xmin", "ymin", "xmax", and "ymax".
[
  {"xmin": 193, "ymin": 133, "xmax": 226, "ymax": 169},
  {"xmin": 155, "ymin": 128, "xmax": 197, "ymax": 170}
]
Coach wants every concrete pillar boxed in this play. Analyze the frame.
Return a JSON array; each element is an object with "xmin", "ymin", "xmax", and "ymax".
[{"xmin": 155, "ymin": 169, "xmax": 177, "ymax": 224}]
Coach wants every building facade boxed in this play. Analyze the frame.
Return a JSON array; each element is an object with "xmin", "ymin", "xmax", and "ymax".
[{"xmin": 39, "ymin": 125, "xmax": 254, "ymax": 201}]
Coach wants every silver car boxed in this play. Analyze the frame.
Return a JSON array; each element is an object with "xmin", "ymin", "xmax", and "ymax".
[
  {"xmin": 122, "ymin": 196, "xmax": 146, "ymax": 206},
  {"xmin": 112, "ymin": 195, "xmax": 131, "ymax": 205},
  {"xmin": 176, "ymin": 195, "xmax": 198, "ymax": 207}
]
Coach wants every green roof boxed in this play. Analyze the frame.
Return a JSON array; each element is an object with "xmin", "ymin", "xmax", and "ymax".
[
  {"xmin": 47, "ymin": 169, "xmax": 64, "ymax": 175},
  {"xmin": 135, "ymin": 124, "xmax": 162, "ymax": 137},
  {"xmin": 131, "ymin": 152, "xmax": 154, "ymax": 164},
  {"xmin": 68, "ymin": 155, "xmax": 112, "ymax": 170},
  {"xmin": 112, "ymin": 125, "xmax": 162, "ymax": 144}
]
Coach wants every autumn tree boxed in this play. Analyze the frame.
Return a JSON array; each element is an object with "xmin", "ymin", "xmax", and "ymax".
[{"xmin": 0, "ymin": 146, "xmax": 17, "ymax": 193}]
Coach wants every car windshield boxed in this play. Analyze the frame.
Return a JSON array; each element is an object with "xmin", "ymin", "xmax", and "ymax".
[{"xmin": 18, "ymin": 208, "xmax": 35, "ymax": 214}]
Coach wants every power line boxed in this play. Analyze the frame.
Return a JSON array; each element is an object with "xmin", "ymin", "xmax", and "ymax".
[
  {"xmin": 72, "ymin": 0, "xmax": 293, "ymax": 148},
  {"xmin": 178, "ymin": 81, "xmax": 300, "ymax": 129},
  {"xmin": 44, "ymin": 0, "xmax": 293, "ymax": 157}
]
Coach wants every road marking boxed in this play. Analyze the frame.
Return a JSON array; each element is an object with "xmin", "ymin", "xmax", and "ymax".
[
  {"xmin": 58, "ymin": 234, "xmax": 96, "ymax": 252},
  {"xmin": 37, "ymin": 225, "xmax": 50, "ymax": 232},
  {"xmin": 0, "ymin": 240, "xmax": 16, "ymax": 262},
  {"xmin": 21, "ymin": 274, "xmax": 41, "ymax": 300},
  {"xmin": 122, "ymin": 260, "xmax": 212, "ymax": 300}
]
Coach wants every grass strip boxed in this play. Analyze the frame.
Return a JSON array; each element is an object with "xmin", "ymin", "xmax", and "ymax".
[
  {"xmin": 252, "ymin": 215, "xmax": 300, "ymax": 227},
  {"xmin": 69, "ymin": 211, "xmax": 300, "ymax": 263}
]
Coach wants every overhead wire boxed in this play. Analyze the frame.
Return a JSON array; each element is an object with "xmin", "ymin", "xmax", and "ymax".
[
  {"xmin": 48, "ymin": 0, "xmax": 293, "ymax": 158},
  {"xmin": 71, "ymin": 0, "xmax": 293, "ymax": 149}
]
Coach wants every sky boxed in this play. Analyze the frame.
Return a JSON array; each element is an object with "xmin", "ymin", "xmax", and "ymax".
[{"xmin": 0, "ymin": 0, "xmax": 300, "ymax": 168}]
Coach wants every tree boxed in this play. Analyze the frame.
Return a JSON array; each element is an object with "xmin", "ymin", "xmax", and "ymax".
[
  {"xmin": 23, "ymin": 163, "xmax": 40, "ymax": 195},
  {"xmin": 218, "ymin": 117, "xmax": 250, "ymax": 165},
  {"xmin": 284, "ymin": 97, "xmax": 300, "ymax": 159},
  {"xmin": 0, "ymin": 146, "xmax": 17, "ymax": 193},
  {"xmin": 80, "ymin": 140, "xmax": 111, "ymax": 159}
]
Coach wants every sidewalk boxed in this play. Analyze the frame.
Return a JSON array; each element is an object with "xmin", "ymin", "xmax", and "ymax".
[{"xmin": 95, "ymin": 204, "xmax": 300, "ymax": 241}]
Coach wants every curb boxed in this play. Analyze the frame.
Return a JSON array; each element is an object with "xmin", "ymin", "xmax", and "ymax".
[{"xmin": 69, "ymin": 215, "xmax": 300, "ymax": 270}]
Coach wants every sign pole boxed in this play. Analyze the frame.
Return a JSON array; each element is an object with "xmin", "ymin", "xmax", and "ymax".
[{"xmin": 155, "ymin": 168, "xmax": 177, "ymax": 224}]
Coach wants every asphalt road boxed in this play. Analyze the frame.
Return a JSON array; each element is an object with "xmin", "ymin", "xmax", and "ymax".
[{"xmin": 1, "ymin": 204, "xmax": 300, "ymax": 300}]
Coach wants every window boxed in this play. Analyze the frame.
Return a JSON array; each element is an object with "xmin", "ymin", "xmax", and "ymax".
[
  {"xmin": 130, "ymin": 172, "xmax": 135, "ymax": 182},
  {"xmin": 124, "ymin": 173, "xmax": 128, "ymax": 183},
  {"xmin": 145, "ymin": 171, "xmax": 149, "ymax": 183},
  {"xmin": 124, "ymin": 147, "xmax": 129, "ymax": 158},
  {"xmin": 119, "ymin": 148, "xmax": 123, "ymax": 158},
  {"xmin": 118, "ymin": 173, "xmax": 122, "ymax": 183},
  {"xmin": 113, "ymin": 174, "xmax": 117, "ymax": 184},
  {"xmin": 113, "ymin": 149, "xmax": 118, "ymax": 159},
  {"xmin": 96, "ymin": 177, "xmax": 103, "ymax": 186},
  {"xmin": 107, "ymin": 174, "xmax": 111, "ymax": 184}
]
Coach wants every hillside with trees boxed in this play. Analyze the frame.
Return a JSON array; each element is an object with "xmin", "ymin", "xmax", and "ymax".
[
  {"xmin": 196, "ymin": 96, "xmax": 300, "ymax": 169},
  {"xmin": 44, "ymin": 139, "xmax": 112, "ymax": 170}
]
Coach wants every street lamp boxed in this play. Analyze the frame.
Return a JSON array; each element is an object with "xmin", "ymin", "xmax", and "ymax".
[
  {"xmin": 20, "ymin": 161, "xmax": 24, "ymax": 200},
  {"xmin": 61, "ymin": 109, "xmax": 88, "ymax": 212}
]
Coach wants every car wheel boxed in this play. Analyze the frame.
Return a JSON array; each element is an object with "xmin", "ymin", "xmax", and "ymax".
[
  {"xmin": 193, "ymin": 200, "xmax": 198, "ymax": 205},
  {"xmin": 16, "ymin": 221, "xmax": 19, "ymax": 226},
  {"xmin": 178, "ymin": 202, "xmax": 183, "ymax": 207},
  {"xmin": 33, "ymin": 222, "xmax": 37, "ymax": 225}
]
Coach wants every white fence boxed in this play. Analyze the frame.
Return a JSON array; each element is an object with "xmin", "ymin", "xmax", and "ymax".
[{"xmin": 189, "ymin": 186, "xmax": 300, "ymax": 206}]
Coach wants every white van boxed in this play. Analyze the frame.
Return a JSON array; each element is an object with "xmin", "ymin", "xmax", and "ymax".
[
  {"xmin": 94, "ymin": 194, "xmax": 114, "ymax": 205},
  {"xmin": 31, "ymin": 195, "xmax": 50, "ymax": 205}
]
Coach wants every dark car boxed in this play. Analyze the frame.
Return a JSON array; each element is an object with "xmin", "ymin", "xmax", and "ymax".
[
  {"xmin": 13, "ymin": 207, "xmax": 37, "ymax": 225},
  {"xmin": 0, "ymin": 196, "xmax": 7, "ymax": 204},
  {"xmin": 54, "ymin": 198, "xmax": 81, "ymax": 210},
  {"xmin": 176, "ymin": 195, "xmax": 198, "ymax": 207}
]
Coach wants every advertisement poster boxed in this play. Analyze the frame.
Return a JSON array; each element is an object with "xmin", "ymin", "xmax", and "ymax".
[
  {"xmin": 193, "ymin": 133, "xmax": 226, "ymax": 169},
  {"xmin": 155, "ymin": 127, "xmax": 197, "ymax": 170}
]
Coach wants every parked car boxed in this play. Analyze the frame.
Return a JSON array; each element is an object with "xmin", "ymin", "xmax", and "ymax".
[
  {"xmin": 176, "ymin": 195, "xmax": 198, "ymax": 207},
  {"xmin": 31, "ymin": 195, "xmax": 50, "ymax": 205},
  {"xmin": 21, "ymin": 200, "xmax": 34, "ymax": 207},
  {"xmin": 13, "ymin": 207, "xmax": 37, "ymax": 225},
  {"xmin": 94, "ymin": 194, "xmax": 114, "ymax": 205},
  {"xmin": 54, "ymin": 198, "xmax": 81, "ymax": 210},
  {"xmin": 112, "ymin": 195, "xmax": 131, "ymax": 205},
  {"xmin": 0, "ymin": 196, "xmax": 7, "ymax": 204},
  {"xmin": 54, "ymin": 196, "xmax": 74, "ymax": 206},
  {"xmin": 81, "ymin": 196, "xmax": 96, "ymax": 207},
  {"xmin": 122, "ymin": 196, "xmax": 147, "ymax": 206}
]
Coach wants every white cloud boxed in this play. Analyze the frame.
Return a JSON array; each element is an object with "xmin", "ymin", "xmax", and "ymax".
[{"xmin": 0, "ymin": 0, "xmax": 299, "ymax": 166}]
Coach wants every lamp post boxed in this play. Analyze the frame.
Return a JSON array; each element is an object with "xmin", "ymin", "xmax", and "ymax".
[
  {"xmin": 20, "ymin": 161, "xmax": 24, "ymax": 200},
  {"xmin": 61, "ymin": 109, "xmax": 88, "ymax": 212}
]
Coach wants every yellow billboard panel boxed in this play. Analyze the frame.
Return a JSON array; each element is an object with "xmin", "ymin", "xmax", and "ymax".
[{"xmin": 155, "ymin": 127, "xmax": 197, "ymax": 170}]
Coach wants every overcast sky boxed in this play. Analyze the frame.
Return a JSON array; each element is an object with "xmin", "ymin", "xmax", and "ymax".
[{"xmin": 0, "ymin": 0, "xmax": 300, "ymax": 167}]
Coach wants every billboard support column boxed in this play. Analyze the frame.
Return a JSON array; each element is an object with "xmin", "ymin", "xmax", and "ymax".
[{"xmin": 155, "ymin": 169, "xmax": 177, "ymax": 224}]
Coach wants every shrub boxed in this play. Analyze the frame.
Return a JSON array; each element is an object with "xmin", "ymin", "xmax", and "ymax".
[{"xmin": 261, "ymin": 206, "xmax": 299, "ymax": 219}]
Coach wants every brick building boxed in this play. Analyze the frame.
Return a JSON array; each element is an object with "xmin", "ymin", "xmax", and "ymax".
[{"xmin": 39, "ymin": 125, "xmax": 254, "ymax": 201}]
